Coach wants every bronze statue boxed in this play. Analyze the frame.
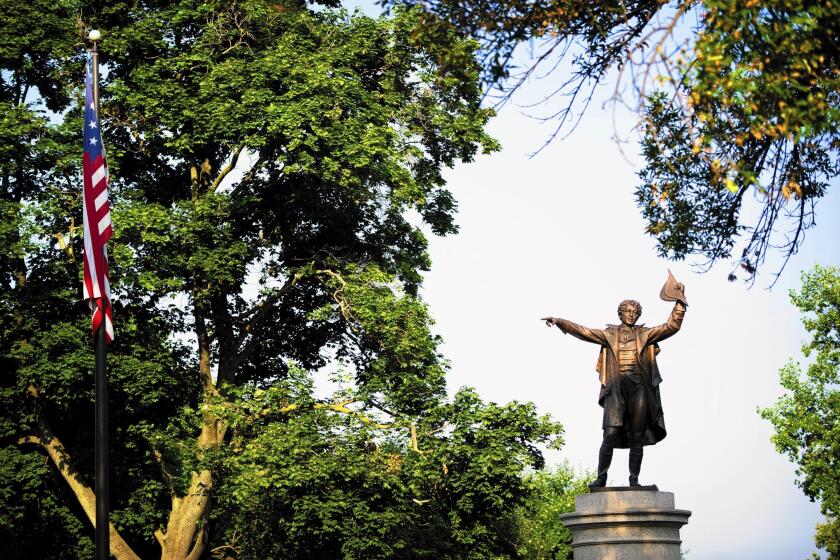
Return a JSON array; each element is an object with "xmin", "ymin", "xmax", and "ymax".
[{"xmin": 542, "ymin": 272, "xmax": 687, "ymax": 489}]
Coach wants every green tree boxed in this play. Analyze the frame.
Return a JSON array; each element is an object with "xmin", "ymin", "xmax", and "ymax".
[
  {"xmin": 511, "ymin": 464, "xmax": 590, "ymax": 560},
  {"xmin": 760, "ymin": 265, "xmax": 840, "ymax": 558},
  {"xmin": 0, "ymin": 0, "xmax": 569, "ymax": 558},
  {"xmin": 381, "ymin": 0, "xmax": 839, "ymax": 283}
]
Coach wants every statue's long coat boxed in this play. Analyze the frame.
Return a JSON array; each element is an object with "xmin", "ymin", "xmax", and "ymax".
[{"xmin": 557, "ymin": 302, "xmax": 686, "ymax": 448}]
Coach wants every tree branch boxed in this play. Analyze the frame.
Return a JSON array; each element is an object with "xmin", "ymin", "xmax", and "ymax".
[
  {"xmin": 219, "ymin": 272, "xmax": 304, "ymax": 383},
  {"xmin": 212, "ymin": 292, "xmax": 238, "ymax": 389},
  {"xmin": 229, "ymin": 156, "xmax": 266, "ymax": 199},
  {"xmin": 193, "ymin": 298, "xmax": 218, "ymax": 396},
  {"xmin": 208, "ymin": 145, "xmax": 244, "ymax": 194},
  {"xmin": 19, "ymin": 387, "xmax": 141, "ymax": 560},
  {"xmin": 152, "ymin": 448, "xmax": 176, "ymax": 502}
]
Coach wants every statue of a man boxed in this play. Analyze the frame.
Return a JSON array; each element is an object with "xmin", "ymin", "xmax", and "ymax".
[{"xmin": 542, "ymin": 279, "xmax": 686, "ymax": 488}]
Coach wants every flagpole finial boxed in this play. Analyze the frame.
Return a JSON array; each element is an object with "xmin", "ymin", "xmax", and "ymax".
[{"xmin": 88, "ymin": 29, "xmax": 102, "ymax": 43}]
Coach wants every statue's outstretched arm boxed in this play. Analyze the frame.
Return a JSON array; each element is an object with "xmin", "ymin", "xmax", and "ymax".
[
  {"xmin": 646, "ymin": 301, "xmax": 687, "ymax": 343},
  {"xmin": 542, "ymin": 317, "xmax": 607, "ymax": 345}
]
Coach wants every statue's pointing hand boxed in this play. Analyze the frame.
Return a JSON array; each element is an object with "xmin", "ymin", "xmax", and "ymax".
[{"xmin": 541, "ymin": 317, "xmax": 560, "ymax": 327}]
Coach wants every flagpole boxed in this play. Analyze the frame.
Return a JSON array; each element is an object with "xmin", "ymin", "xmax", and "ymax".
[{"xmin": 89, "ymin": 29, "xmax": 110, "ymax": 560}]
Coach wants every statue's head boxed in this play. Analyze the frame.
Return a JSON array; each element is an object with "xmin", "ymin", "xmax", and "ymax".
[{"xmin": 617, "ymin": 299, "xmax": 642, "ymax": 326}]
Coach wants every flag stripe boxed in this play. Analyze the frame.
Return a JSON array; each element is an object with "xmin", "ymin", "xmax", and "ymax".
[
  {"xmin": 94, "ymin": 189, "xmax": 108, "ymax": 211},
  {"xmin": 98, "ymin": 213, "xmax": 112, "ymax": 235},
  {"xmin": 91, "ymin": 165, "xmax": 106, "ymax": 189}
]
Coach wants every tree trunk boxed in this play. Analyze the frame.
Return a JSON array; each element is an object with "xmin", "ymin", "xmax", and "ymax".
[
  {"xmin": 157, "ymin": 469, "xmax": 212, "ymax": 560},
  {"xmin": 156, "ymin": 251, "xmax": 232, "ymax": 559},
  {"xmin": 156, "ymin": 417, "xmax": 224, "ymax": 560}
]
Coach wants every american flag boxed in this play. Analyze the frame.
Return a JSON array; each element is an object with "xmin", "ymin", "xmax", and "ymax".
[{"xmin": 82, "ymin": 53, "xmax": 114, "ymax": 343}]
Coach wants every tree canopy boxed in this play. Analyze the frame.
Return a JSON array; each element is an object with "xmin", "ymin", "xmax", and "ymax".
[
  {"xmin": 0, "ymin": 0, "xmax": 569, "ymax": 558},
  {"xmin": 760, "ymin": 265, "xmax": 840, "ymax": 558},
  {"xmin": 380, "ymin": 0, "xmax": 840, "ymax": 284},
  {"xmin": 511, "ymin": 464, "xmax": 590, "ymax": 560}
]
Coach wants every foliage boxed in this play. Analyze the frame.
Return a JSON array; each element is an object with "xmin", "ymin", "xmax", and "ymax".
[
  {"xmin": 637, "ymin": 1, "xmax": 839, "ymax": 285},
  {"xmin": 380, "ymin": 0, "xmax": 840, "ymax": 283},
  {"xmin": 211, "ymin": 378, "xmax": 563, "ymax": 559},
  {"xmin": 760, "ymin": 265, "xmax": 840, "ymax": 558},
  {"xmin": 0, "ymin": 0, "xmax": 572, "ymax": 558},
  {"xmin": 511, "ymin": 464, "xmax": 590, "ymax": 560}
]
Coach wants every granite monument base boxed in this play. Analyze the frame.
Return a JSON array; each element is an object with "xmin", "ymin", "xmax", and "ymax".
[{"xmin": 559, "ymin": 489, "xmax": 691, "ymax": 560}]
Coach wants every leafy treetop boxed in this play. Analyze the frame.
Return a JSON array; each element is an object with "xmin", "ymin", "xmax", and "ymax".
[{"xmin": 760, "ymin": 265, "xmax": 840, "ymax": 557}]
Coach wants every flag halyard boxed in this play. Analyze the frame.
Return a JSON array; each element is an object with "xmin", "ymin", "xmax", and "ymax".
[{"xmin": 82, "ymin": 54, "xmax": 114, "ymax": 343}]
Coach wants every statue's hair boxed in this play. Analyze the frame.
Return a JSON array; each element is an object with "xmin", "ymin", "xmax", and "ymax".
[{"xmin": 617, "ymin": 299, "xmax": 642, "ymax": 317}]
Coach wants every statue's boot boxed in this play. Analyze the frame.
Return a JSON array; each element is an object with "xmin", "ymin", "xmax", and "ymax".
[
  {"xmin": 629, "ymin": 447, "xmax": 643, "ymax": 486},
  {"xmin": 588, "ymin": 445, "xmax": 613, "ymax": 488}
]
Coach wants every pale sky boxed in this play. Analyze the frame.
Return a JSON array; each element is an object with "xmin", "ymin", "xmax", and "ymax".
[{"xmin": 415, "ymin": 66, "xmax": 839, "ymax": 559}]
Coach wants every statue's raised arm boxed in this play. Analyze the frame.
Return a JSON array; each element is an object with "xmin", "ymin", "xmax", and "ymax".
[{"xmin": 644, "ymin": 301, "xmax": 687, "ymax": 344}]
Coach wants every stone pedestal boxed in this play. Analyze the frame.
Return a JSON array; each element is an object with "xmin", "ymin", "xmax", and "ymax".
[{"xmin": 559, "ymin": 489, "xmax": 691, "ymax": 560}]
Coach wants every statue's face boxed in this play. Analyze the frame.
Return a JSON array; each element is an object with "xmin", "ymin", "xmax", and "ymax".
[{"xmin": 619, "ymin": 306, "xmax": 640, "ymax": 326}]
